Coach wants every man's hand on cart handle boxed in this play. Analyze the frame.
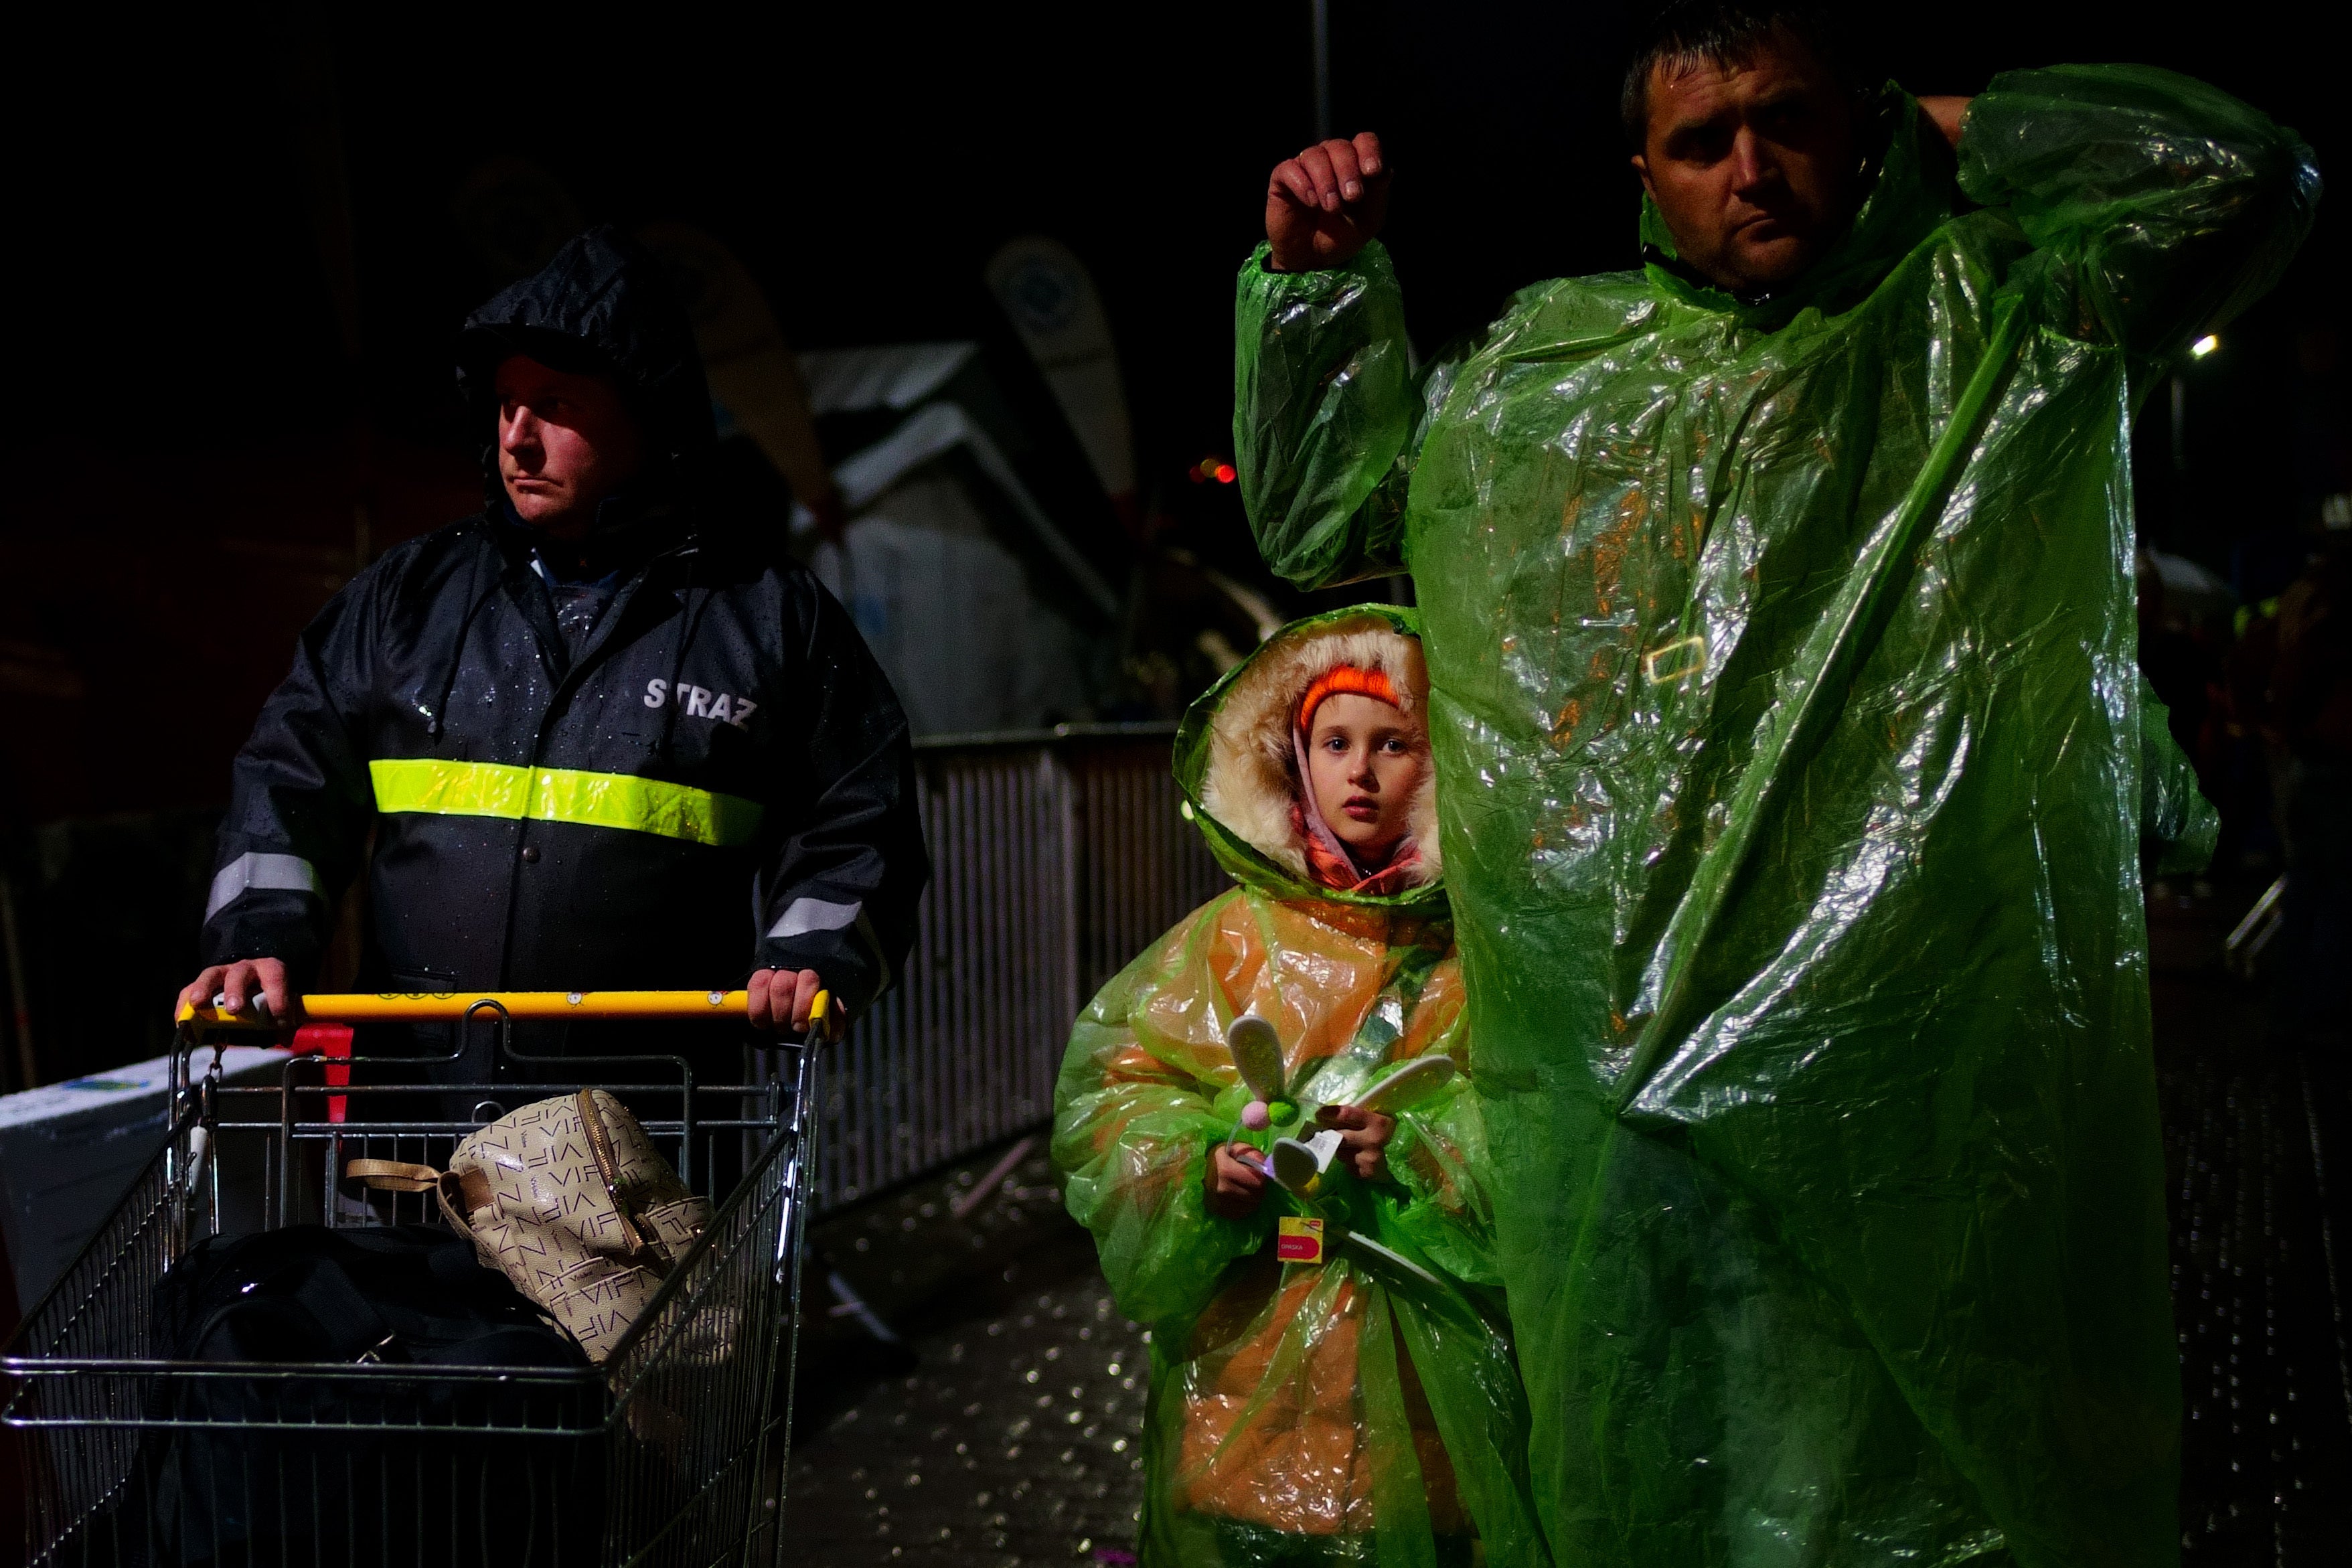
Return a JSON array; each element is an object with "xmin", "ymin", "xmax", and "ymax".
[
  {"xmin": 749, "ymin": 966, "xmax": 838, "ymax": 1043},
  {"xmin": 179, "ymin": 958, "xmax": 297, "ymax": 1026}
]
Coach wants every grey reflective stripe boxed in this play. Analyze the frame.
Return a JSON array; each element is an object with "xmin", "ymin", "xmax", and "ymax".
[
  {"xmin": 768, "ymin": 896, "xmax": 862, "ymax": 939},
  {"xmin": 205, "ymin": 852, "xmax": 323, "ymax": 920},
  {"xmin": 767, "ymin": 896, "xmax": 894, "ymax": 1001}
]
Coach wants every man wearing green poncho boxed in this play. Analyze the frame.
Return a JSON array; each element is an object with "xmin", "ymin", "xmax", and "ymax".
[{"xmin": 1233, "ymin": 4, "xmax": 2317, "ymax": 1565}]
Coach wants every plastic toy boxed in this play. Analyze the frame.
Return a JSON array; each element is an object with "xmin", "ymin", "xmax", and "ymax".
[{"xmin": 1221, "ymin": 1013, "xmax": 1455, "ymax": 1288}]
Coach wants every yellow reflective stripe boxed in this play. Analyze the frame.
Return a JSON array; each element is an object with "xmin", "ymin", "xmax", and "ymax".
[
  {"xmin": 368, "ymin": 759, "xmax": 763, "ymax": 848},
  {"xmin": 372, "ymin": 757, "xmax": 531, "ymax": 817}
]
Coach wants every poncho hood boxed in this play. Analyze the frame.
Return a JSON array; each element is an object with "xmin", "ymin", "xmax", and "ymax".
[
  {"xmin": 1174, "ymin": 604, "xmax": 1445, "ymax": 913},
  {"xmin": 1639, "ymin": 84, "xmax": 1960, "ymax": 325}
]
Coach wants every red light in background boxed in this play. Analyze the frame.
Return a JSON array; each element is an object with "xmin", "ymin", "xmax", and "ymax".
[{"xmin": 1214, "ymin": 464, "xmax": 1237, "ymax": 484}]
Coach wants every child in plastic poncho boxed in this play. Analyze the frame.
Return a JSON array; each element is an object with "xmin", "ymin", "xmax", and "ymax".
[{"xmin": 1054, "ymin": 607, "xmax": 1549, "ymax": 1568}]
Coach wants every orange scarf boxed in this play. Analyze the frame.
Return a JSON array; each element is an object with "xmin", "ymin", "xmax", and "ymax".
[{"xmin": 1290, "ymin": 799, "xmax": 1425, "ymax": 894}]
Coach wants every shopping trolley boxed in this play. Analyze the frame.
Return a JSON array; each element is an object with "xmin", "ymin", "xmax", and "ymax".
[{"xmin": 1, "ymin": 988, "xmax": 825, "ymax": 1567}]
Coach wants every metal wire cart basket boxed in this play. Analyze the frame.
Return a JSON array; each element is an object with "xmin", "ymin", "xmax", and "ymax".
[{"xmin": 3, "ymin": 989, "xmax": 820, "ymax": 1567}]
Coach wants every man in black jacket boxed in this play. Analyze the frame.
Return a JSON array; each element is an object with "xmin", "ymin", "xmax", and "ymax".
[{"xmin": 179, "ymin": 228, "xmax": 927, "ymax": 1067}]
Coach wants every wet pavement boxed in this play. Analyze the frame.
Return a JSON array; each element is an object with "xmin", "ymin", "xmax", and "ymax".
[
  {"xmin": 2150, "ymin": 881, "xmax": 2352, "ymax": 1564},
  {"xmin": 783, "ymin": 884, "xmax": 2351, "ymax": 1566},
  {"xmin": 784, "ymin": 1144, "xmax": 1151, "ymax": 1568}
]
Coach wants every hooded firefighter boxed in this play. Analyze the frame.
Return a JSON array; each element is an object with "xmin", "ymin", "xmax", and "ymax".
[
  {"xmin": 197, "ymin": 227, "xmax": 927, "ymax": 1075},
  {"xmin": 1054, "ymin": 607, "xmax": 1550, "ymax": 1568}
]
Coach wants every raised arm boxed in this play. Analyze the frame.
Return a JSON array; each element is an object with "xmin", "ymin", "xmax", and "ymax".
[
  {"xmin": 1956, "ymin": 64, "xmax": 2320, "ymax": 367},
  {"xmin": 1237, "ymin": 132, "xmax": 1425, "ymax": 590}
]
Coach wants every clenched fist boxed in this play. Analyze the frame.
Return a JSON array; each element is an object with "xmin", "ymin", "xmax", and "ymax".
[{"xmin": 1265, "ymin": 132, "xmax": 1390, "ymax": 272}]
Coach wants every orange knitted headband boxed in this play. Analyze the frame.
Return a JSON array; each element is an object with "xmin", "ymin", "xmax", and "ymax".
[{"xmin": 1297, "ymin": 664, "xmax": 1403, "ymax": 732}]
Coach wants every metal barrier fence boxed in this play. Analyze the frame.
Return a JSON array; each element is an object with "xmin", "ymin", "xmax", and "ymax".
[{"xmin": 814, "ymin": 724, "xmax": 1229, "ymax": 1210}]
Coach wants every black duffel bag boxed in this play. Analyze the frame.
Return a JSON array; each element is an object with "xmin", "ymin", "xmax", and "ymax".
[{"xmin": 123, "ymin": 1223, "xmax": 605, "ymax": 1567}]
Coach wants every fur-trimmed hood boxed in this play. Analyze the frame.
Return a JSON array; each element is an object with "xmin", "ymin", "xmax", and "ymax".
[{"xmin": 1174, "ymin": 606, "xmax": 1442, "ymax": 905}]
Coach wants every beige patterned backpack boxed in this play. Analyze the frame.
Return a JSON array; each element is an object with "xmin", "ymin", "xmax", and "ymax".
[{"xmin": 348, "ymin": 1090, "xmax": 710, "ymax": 1363}]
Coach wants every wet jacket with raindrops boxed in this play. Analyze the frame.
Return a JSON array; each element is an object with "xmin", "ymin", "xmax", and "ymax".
[
  {"xmin": 200, "ymin": 228, "xmax": 927, "ymax": 1073},
  {"xmin": 1235, "ymin": 68, "xmax": 2311, "ymax": 1568}
]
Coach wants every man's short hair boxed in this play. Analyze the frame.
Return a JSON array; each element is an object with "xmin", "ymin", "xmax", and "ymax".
[{"xmin": 1619, "ymin": 2, "xmax": 1867, "ymax": 148}]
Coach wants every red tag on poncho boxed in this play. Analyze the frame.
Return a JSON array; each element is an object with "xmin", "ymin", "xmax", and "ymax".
[{"xmin": 1276, "ymin": 1217, "xmax": 1324, "ymax": 1263}]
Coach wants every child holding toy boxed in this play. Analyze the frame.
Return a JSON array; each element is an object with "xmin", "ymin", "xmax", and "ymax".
[{"xmin": 1053, "ymin": 608, "xmax": 1548, "ymax": 1568}]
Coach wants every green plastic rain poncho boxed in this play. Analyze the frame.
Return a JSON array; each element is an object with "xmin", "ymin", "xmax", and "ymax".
[
  {"xmin": 1235, "ymin": 68, "xmax": 2313, "ymax": 1568},
  {"xmin": 1054, "ymin": 607, "xmax": 1550, "ymax": 1568}
]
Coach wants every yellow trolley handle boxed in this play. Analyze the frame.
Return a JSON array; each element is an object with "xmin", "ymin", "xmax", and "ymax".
[{"xmin": 177, "ymin": 988, "xmax": 830, "ymax": 1029}]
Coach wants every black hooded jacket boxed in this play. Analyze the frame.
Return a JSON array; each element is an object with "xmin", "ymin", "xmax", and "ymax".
[{"xmin": 201, "ymin": 228, "xmax": 927, "ymax": 1065}]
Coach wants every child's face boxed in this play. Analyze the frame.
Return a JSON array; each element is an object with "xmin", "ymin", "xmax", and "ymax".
[{"xmin": 1306, "ymin": 692, "xmax": 1427, "ymax": 860}]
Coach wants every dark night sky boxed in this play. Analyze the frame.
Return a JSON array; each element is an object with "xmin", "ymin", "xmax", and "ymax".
[
  {"xmin": 1, "ymin": 1, "xmax": 2341, "ymax": 756},
  {"xmin": 10, "ymin": 3, "xmax": 2339, "ymax": 505}
]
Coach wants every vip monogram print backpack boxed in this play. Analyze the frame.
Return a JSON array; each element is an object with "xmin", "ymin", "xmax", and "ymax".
[{"xmin": 349, "ymin": 1089, "xmax": 710, "ymax": 1363}]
